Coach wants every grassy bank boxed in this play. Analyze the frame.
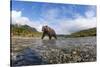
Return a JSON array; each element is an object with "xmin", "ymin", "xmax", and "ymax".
[
  {"xmin": 11, "ymin": 24, "xmax": 96, "ymax": 38},
  {"xmin": 66, "ymin": 28, "xmax": 96, "ymax": 38},
  {"xmin": 11, "ymin": 24, "xmax": 42, "ymax": 37},
  {"xmin": 11, "ymin": 32, "xmax": 42, "ymax": 37}
]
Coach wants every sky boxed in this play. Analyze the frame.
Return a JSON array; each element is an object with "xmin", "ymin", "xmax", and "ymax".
[{"xmin": 11, "ymin": 1, "xmax": 97, "ymax": 34}]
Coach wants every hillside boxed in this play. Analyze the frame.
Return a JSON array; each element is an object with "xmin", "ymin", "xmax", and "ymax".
[
  {"xmin": 11, "ymin": 24, "xmax": 96, "ymax": 38},
  {"xmin": 66, "ymin": 28, "xmax": 96, "ymax": 38},
  {"xmin": 11, "ymin": 24, "xmax": 42, "ymax": 37}
]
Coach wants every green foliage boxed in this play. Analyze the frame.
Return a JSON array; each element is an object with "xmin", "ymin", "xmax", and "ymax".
[
  {"xmin": 11, "ymin": 24, "xmax": 96, "ymax": 38},
  {"xmin": 68, "ymin": 28, "xmax": 96, "ymax": 37},
  {"xmin": 11, "ymin": 24, "xmax": 42, "ymax": 37}
]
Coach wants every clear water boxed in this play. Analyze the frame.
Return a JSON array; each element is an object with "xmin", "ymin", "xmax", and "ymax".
[{"xmin": 11, "ymin": 37, "xmax": 96, "ymax": 66}]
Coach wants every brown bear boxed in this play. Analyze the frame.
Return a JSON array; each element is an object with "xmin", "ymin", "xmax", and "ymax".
[{"xmin": 41, "ymin": 25, "xmax": 57, "ymax": 40}]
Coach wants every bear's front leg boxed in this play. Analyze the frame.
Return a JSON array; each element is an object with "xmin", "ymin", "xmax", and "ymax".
[
  {"xmin": 48, "ymin": 35, "xmax": 52, "ymax": 40},
  {"xmin": 41, "ymin": 33, "xmax": 45, "ymax": 39}
]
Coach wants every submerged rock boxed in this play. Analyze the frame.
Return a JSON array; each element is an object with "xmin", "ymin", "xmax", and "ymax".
[{"xmin": 11, "ymin": 48, "xmax": 48, "ymax": 66}]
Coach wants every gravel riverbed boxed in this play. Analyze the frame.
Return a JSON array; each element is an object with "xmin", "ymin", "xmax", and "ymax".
[{"xmin": 11, "ymin": 37, "xmax": 96, "ymax": 66}]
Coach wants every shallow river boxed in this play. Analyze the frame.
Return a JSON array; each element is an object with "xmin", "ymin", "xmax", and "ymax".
[{"xmin": 11, "ymin": 37, "xmax": 96, "ymax": 66}]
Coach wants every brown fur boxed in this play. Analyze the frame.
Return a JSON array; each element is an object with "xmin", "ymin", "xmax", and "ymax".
[{"xmin": 41, "ymin": 26, "xmax": 57, "ymax": 40}]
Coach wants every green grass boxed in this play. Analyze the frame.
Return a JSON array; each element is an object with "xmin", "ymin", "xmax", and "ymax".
[
  {"xmin": 11, "ymin": 24, "xmax": 96, "ymax": 38},
  {"xmin": 66, "ymin": 28, "xmax": 96, "ymax": 38},
  {"xmin": 11, "ymin": 24, "xmax": 42, "ymax": 37}
]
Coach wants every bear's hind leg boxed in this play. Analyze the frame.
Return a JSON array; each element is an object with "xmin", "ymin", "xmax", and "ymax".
[{"xmin": 54, "ymin": 35, "xmax": 57, "ymax": 39}]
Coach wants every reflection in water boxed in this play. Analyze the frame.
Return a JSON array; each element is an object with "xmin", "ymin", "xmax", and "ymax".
[
  {"xmin": 11, "ymin": 48, "xmax": 47, "ymax": 66},
  {"xmin": 42, "ymin": 39, "xmax": 57, "ymax": 48}
]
